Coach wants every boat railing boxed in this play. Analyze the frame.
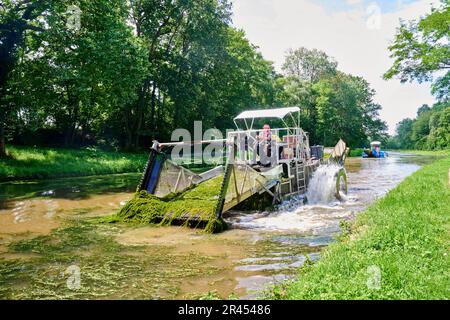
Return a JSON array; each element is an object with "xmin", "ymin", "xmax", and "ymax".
[
  {"xmin": 152, "ymin": 126, "xmax": 310, "ymax": 168},
  {"xmin": 226, "ymin": 127, "xmax": 310, "ymax": 167}
]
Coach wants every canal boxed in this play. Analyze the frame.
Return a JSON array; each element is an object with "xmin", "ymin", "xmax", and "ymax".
[{"xmin": 0, "ymin": 153, "xmax": 441, "ymax": 299}]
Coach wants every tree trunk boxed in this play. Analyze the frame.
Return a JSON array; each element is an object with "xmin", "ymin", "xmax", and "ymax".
[
  {"xmin": 64, "ymin": 124, "xmax": 76, "ymax": 147},
  {"xmin": 64, "ymin": 85, "xmax": 79, "ymax": 147},
  {"xmin": 150, "ymin": 82, "xmax": 157, "ymax": 133},
  {"xmin": 0, "ymin": 2, "xmax": 47, "ymax": 154},
  {"xmin": 123, "ymin": 106, "xmax": 134, "ymax": 151},
  {"xmin": 70, "ymin": 121, "xmax": 77, "ymax": 146},
  {"xmin": 132, "ymin": 79, "xmax": 150, "ymax": 149},
  {"xmin": 124, "ymin": 121, "xmax": 133, "ymax": 151},
  {"xmin": 156, "ymin": 90, "xmax": 162, "ymax": 136},
  {"xmin": 0, "ymin": 122, "xmax": 6, "ymax": 157}
]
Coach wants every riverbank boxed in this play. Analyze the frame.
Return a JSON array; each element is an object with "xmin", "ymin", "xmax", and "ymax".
[
  {"xmin": 390, "ymin": 149, "xmax": 450, "ymax": 156},
  {"xmin": 348, "ymin": 148, "xmax": 363, "ymax": 157},
  {"xmin": 0, "ymin": 146, "xmax": 147, "ymax": 182},
  {"xmin": 268, "ymin": 156, "xmax": 450, "ymax": 299}
]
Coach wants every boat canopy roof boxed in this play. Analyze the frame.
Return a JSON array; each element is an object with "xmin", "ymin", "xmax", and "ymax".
[{"xmin": 234, "ymin": 107, "xmax": 300, "ymax": 121}]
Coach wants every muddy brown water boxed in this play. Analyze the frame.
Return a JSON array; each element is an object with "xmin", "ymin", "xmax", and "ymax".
[{"xmin": 0, "ymin": 154, "xmax": 441, "ymax": 299}]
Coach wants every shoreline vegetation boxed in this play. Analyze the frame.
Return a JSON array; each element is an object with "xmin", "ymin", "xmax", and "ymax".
[
  {"xmin": 1, "ymin": 146, "xmax": 448, "ymax": 182},
  {"xmin": 0, "ymin": 145, "xmax": 373, "ymax": 182},
  {"xmin": 0, "ymin": 145, "xmax": 148, "ymax": 182},
  {"xmin": 386, "ymin": 149, "xmax": 450, "ymax": 156},
  {"xmin": 267, "ymin": 156, "xmax": 450, "ymax": 300}
]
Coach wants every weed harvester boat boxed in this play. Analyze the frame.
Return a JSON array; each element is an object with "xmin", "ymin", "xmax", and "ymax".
[
  {"xmin": 362, "ymin": 141, "xmax": 388, "ymax": 158},
  {"xmin": 119, "ymin": 107, "xmax": 349, "ymax": 232}
]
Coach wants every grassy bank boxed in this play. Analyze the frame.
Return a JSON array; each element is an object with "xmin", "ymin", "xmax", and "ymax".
[
  {"xmin": 391, "ymin": 149, "xmax": 450, "ymax": 156},
  {"xmin": 0, "ymin": 145, "xmax": 148, "ymax": 182},
  {"xmin": 348, "ymin": 148, "xmax": 364, "ymax": 157},
  {"xmin": 325, "ymin": 148, "xmax": 363, "ymax": 158},
  {"xmin": 268, "ymin": 157, "xmax": 450, "ymax": 299}
]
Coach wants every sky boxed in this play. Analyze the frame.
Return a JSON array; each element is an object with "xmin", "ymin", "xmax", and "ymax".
[{"xmin": 231, "ymin": 0, "xmax": 440, "ymax": 134}]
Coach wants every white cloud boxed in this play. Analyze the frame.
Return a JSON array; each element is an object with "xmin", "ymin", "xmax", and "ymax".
[{"xmin": 231, "ymin": 0, "xmax": 440, "ymax": 134}]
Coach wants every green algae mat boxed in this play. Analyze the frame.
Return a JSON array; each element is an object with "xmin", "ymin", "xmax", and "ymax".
[{"xmin": 108, "ymin": 175, "xmax": 227, "ymax": 233}]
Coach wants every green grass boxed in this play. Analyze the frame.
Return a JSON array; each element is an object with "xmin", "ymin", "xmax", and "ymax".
[
  {"xmin": 325, "ymin": 148, "xmax": 363, "ymax": 158},
  {"xmin": 348, "ymin": 148, "xmax": 364, "ymax": 157},
  {"xmin": 390, "ymin": 149, "xmax": 450, "ymax": 156},
  {"xmin": 267, "ymin": 157, "xmax": 450, "ymax": 300},
  {"xmin": 0, "ymin": 145, "xmax": 148, "ymax": 182}
]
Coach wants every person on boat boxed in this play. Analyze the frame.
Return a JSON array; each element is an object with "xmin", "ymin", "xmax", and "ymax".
[
  {"xmin": 372, "ymin": 145, "xmax": 381, "ymax": 158},
  {"xmin": 255, "ymin": 124, "xmax": 282, "ymax": 165},
  {"xmin": 258, "ymin": 124, "xmax": 273, "ymax": 146},
  {"xmin": 362, "ymin": 141, "xmax": 387, "ymax": 158}
]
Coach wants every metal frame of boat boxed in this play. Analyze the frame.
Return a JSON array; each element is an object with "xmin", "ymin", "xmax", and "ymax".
[
  {"xmin": 228, "ymin": 106, "xmax": 317, "ymax": 197},
  {"xmin": 137, "ymin": 107, "xmax": 348, "ymax": 224}
]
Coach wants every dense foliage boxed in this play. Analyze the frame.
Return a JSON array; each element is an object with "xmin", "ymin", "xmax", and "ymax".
[
  {"xmin": 279, "ymin": 48, "xmax": 387, "ymax": 146},
  {"xmin": 1, "ymin": 0, "xmax": 387, "ymax": 158},
  {"xmin": 387, "ymin": 102, "xmax": 450, "ymax": 150},
  {"xmin": 384, "ymin": 0, "xmax": 449, "ymax": 100},
  {"xmin": 385, "ymin": 0, "xmax": 449, "ymax": 150}
]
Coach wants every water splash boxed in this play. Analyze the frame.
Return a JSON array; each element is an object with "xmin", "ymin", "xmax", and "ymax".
[
  {"xmin": 306, "ymin": 164, "xmax": 341, "ymax": 205},
  {"xmin": 228, "ymin": 165, "xmax": 348, "ymax": 232},
  {"xmin": 275, "ymin": 194, "xmax": 305, "ymax": 212}
]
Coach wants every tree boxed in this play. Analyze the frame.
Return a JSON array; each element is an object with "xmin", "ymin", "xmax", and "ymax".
[
  {"xmin": 411, "ymin": 110, "xmax": 432, "ymax": 148},
  {"xmin": 277, "ymin": 48, "xmax": 387, "ymax": 147},
  {"xmin": 390, "ymin": 100, "xmax": 450, "ymax": 150},
  {"xmin": 123, "ymin": 0, "xmax": 276, "ymax": 146},
  {"xmin": 395, "ymin": 118, "xmax": 415, "ymax": 149},
  {"xmin": 123, "ymin": 0, "xmax": 236, "ymax": 148},
  {"xmin": 427, "ymin": 107, "xmax": 450, "ymax": 149},
  {"xmin": 417, "ymin": 104, "xmax": 431, "ymax": 116},
  {"xmin": 275, "ymin": 77, "xmax": 318, "ymax": 142},
  {"xmin": 0, "ymin": 0, "xmax": 49, "ymax": 157},
  {"xmin": 9, "ymin": 0, "xmax": 149, "ymax": 148},
  {"xmin": 384, "ymin": 0, "xmax": 450, "ymax": 100},
  {"xmin": 211, "ymin": 28, "xmax": 277, "ymax": 131},
  {"xmin": 282, "ymin": 47, "xmax": 337, "ymax": 83},
  {"xmin": 2, "ymin": 0, "xmax": 280, "ymax": 152},
  {"xmin": 313, "ymin": 72, "xmax": 386, "ymax": 147},
  {"xmin": 1, "ymin": 1, "xmax": 388, "ymax": 154},
  {"xmin": 124, "ymin": 0, "xmax": 189, "ymax": 149}
]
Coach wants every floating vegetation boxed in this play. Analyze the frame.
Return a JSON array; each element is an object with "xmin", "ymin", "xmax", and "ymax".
[
  {"xmin": 106, "ymin": 176, "xmax": 227, "ymax": 233},
  {"xmin": 0, "ymin": 221, "xmax": 224, "ymax": 299}
]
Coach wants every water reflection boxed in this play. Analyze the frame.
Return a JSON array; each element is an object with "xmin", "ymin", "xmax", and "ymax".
[{"xmin": 0, "ymin": 173, "xmax": 141, "ymax": 204}]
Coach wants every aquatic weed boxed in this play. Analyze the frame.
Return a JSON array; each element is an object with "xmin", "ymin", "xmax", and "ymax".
[{"xmin": 109, "ymin": 176, "xmax": 227, "ymax": 233}]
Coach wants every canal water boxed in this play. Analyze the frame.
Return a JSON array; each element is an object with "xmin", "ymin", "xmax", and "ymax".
[{"xmin": 0, "ymin": 153, "xmax": 440, "ymax": 299}]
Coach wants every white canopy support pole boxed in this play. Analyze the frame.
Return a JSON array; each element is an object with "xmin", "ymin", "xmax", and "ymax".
[
  {"xmin": 233, "ymin": 119, "xmax": 240, "ymax": 130},
  {"xmin": 281, "ymin": 118, "xmax": 290, "ymax": 130},
  {"xmin": 244, "ymin": 118, "xmax": 250, "ymax": 131},
  {"xmin": 289, "ymin": 112, "xmax": 298, "ymax": 128}
]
